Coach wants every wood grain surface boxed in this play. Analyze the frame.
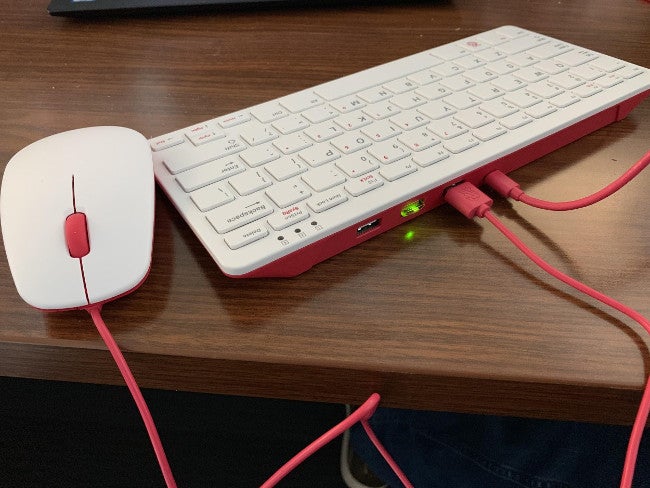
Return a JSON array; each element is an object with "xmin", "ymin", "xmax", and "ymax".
[{"xmin": 1, "ymin": 0, "xmax": 649, "ymax": 424}]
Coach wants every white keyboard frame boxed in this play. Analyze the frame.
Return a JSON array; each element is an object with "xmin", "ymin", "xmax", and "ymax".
[{"xmin": 151, "ymin": 26, "xmax": 650, "ymax": 277}]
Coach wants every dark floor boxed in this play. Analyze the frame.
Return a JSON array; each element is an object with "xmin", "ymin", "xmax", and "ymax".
[{"xmin": 0, "ymin": 376, "xmax": 349, "ymax": 487}]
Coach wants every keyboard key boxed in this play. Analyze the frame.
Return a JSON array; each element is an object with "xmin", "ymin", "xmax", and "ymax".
[
  {"xmin": 161, "ymin": 138, "xmax": 245, "ymax": 174},
  {"xmin": 556, "ymin": 49, "xmax": 598, "ymax": 67},
  {"xmin": 302, "ymin": 105, "xmax": 338, "ymax": 123},
  {"xmin": 589, "ymin": 56, "xmax": 625, "ymax": 73},
  {"xmin": 239, "ymin": 124, "xmax": 278, "ymax": 146},
  {"xmin": 150, "ymin": 133, "xmax": 184, "ymax": 152},
  {"xmin": 390, "ymin": 110, "xmax": 429, "ymax": 130},
  {"xmin": 307, "ymin": 189, "xmax": 348, "ymax": 213},
  {"xmin": 266, "ymin": 180, "xmax": 311, "ymax": 208},
  {"xmin": 398, "ymin": 130, "xmax": 440, "ymax": 151},
  {"xmin": 280, "ymin": 91, "xmax": 324, "ymax": 113},
  {"xmin": 416, "ymin": 83, "xmax": 453, "ymax": 100},
  {"xmin": 361, "ymin": 120, "xmax": 402, "ymax": 141},
  {"xmin": 273, "ymin": 133, "xmax": 313, "ymax": 154},
  {"xmin": 454, "ymin": 55, "xmax": 486, "ymax": 70},
  {"xmin": 443, "ymin": 92, "xmax": 481, "ymax": 110},
  {"xmin": 265, "ymin": 156, "xmax": 308, "ymax": 181},
  {"xmin": 549, "ymin": 92, "xmax": 581, "ymax": 107},
  {"xmin": 383, "ymin": 78, "xmax": 418, "ymax": 94},
  {"xmin": 439, "ymin": 74, "xmax": 475, "ymax": 91},
  {"xmin": 503, "ymin": 90, "xmax": 542, "ymax": 109},
  {"xmin": 429, "ymin": 119, "xmax": 467, "ymax": 139},
  {"xmin": 535, "ymin": 59, "xmax": 569, "ymax": 75},
  {"xmin": 334, "ymin": 112, "xmax": 372, "ymax": 131},
  {"xmin": 298, "ymin": 145, "xmax": 340, "ymax": 167},
  {"xmin": 330, "ymin": 95, "xmax": 366, "ymax": 113},
  {"xmin": 500, "ymin": 112, "xmax": 533, "ymax": 129},
  {"xmin": 411, "ymin": 146, "xmax": 449, "ymax": 167},
  {"xmin": 217, "ymin": 111, "xmax": 251, "ymax": 128},
  {"xmin": 464, "ymin": 67, "xmax": 498, "ymax": 83},
  {"xmin": 497, "ymin": 34, "xmax": 548, "ymax": 55},
  {"xmin": 491, "ymin": 74, "xmax": 527, "ymax": 91},
  {"xmin": 473, "ymin": 122, "xmax": 507, "ymax": 141},
  {"xmin": 304, "ymin": 121, "xmax": 344, "ymax": 141},
  {"xmin": 230, "ymin": 170, "xmax": 272, "ymax": 196},
  {"xmin": 345, "ymin": 172, "xmax": 384, "ymax": 196},
  {"xmin": 267, "ymin": 204, "xmax": 310, "ymax": 231},
  {"xmin": 336, "ymin": 154, "xmax": 379, "ymax": 177},
  {"xmin": 444, "ymin": 135, "xmax": 479, "ymax": 154},
  {"xmin": 526, "ymin": 81, "xmax": 564, "ymax": 99},
  {"xmin": 187, "ymin": 129, "xmax": 225, "ymax": 146},
  {"xmin": 468, "ymin": 84, "xmax": 504, "ymax": 101},
  {"xmin": 507, "ymin": 53, "xmax": 540, "ymax": 68},
  {"xmin": 240, "ymin": 145, "xmax": 280, "ymax": 167},
  {"xmin": 595, "ymin": 74, "xmax": 623, "ymax": 89},
  {"xmin": 357, "ymin": 86, "xmax": 393, "ymax": 103},
  {"xmin": 527, "ymin": 42, "xmax": 572, "ymax": 60},
  {"xmin": 570, "ymin": 65, "xmax": 605, "ymax": 81},
  {"xmin": 407, "ymin": 69, "xmax": 441, "ymax": 85},
  {"xmin": 513, "ymin": 67, "xmax": 549, "ymax": 83},
  {"xmin": 250, "ymin": 104, "xmax": 289, "ymax": 123},
  {"xmin": 418, "ymin": 100, "xmax": 456, "ymax": 120},
  {"xmin": 176, "ymin": 158, "xmax": 246, "ymax": 192},
  {"xmin": 224, "ymin": 223, "xmax": 269, "ymax": 249},
  {"xmin": 525, "ymin": 103, "xmax": 557, "ymax": 119},
  {"xmin": 550, "ymin": 72, "xmax": 585, "ymax": 90},
  {"xmin": 368, "ymin": 140, "xmax": 411, "ymax": 164},
  {"xmin": 190, "ymin": 183, "xmax": 235, "ymax": 212},
  {"xmin": 572, "ymin": 82, "xmax": 602, "ymax": 98},
  {"xmin": 331, "ymin": 132, "xmax": 373, "ymax": 154},
  {"xmin": 363, "ymin": 101, "xmax": 401, "ymax": 120},
  {"xmin": 207, "ymin": 196, "xmax": 274, "ymax": 234},
  {"xmin": 302, "ymin": 166, "xmax": 346, "ymax": 192},
  {"xmin": 480, "ymin": 98, "xmax": 518, "ymax": 118},
  {"xmin": 391, "ymin": 92, "xmax": 427, "ymax": 110},
  {"xmin": 454, "ymin": 109, "xmax": 494, "ymax": 129},
  {"xmin": 380, "ymin": 159, "xmax": 418, "ymax": 181},
  {"xmin": 272, "ymin": 114, "xmax": 308, "ymax": 134}
]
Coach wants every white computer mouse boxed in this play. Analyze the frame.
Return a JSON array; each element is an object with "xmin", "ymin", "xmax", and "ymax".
[{"xmin": 0, "ymin": 126, "xmax": 155, "ymax": 311}]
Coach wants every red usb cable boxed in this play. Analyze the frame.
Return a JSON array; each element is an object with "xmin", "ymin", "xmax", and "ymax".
[
  {"xmin": 86, "ymin": 305, "xmax": 178, "ymax": 488},
  {"xmin": 87, "ymin": 304, "xmax": 412, "ymax": 488},
  {"xmin": 484, "ymin": 149, "xmax": 650, "ymax": 211},
  {"xmin": 261, "ymin": 393, "xmax": 414, "ymax": 488},
  {"xmin": 444, "ymin": 181, "xmax": 650, "ymax": 488}
]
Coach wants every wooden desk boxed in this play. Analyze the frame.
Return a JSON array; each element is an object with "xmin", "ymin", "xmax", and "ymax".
[{"xmin": 1, "ymin": 0, "xmax": 648, "ymax": 425}]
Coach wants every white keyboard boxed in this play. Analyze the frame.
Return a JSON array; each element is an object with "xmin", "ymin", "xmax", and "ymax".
[{"xmin": 151, "ymin": 26, "xmax": 650, "ymax": 277}]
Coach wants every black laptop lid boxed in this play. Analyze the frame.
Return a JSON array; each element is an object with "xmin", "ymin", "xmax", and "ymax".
[{"xmin": 47, "ymin": 0, "xmax": 284, "ymax": 16}]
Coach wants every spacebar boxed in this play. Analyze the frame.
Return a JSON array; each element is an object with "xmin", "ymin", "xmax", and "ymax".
[{"xmin": 313, "ymin": 51, "xmax": 442, "ymax": 101}]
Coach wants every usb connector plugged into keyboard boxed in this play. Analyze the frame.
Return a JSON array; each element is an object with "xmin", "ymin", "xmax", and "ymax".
[{"xmin": 150, "ymin": 26, "xmax": 650, "ymax": 277}]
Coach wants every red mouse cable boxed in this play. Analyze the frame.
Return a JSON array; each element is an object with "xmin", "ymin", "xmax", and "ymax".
[
  {"xmin": 260, "ymin": 393, "xmax": 414, "ymax": 488},
  {"xmin": 86, "ymin": 305, "xmax": 178, "ymax": 488},
  {"xmin": 444, "ymin": 182, "xmax": 650, "ymax": 488},
  {"xmin": 483, "ymin": 149, "xmax": 650, "ymax": 211}
]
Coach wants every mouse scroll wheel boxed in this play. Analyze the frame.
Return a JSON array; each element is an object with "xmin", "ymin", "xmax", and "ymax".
[{"xmin": 65, "ymin": 212, "xmax": 90, "ymax": 258}]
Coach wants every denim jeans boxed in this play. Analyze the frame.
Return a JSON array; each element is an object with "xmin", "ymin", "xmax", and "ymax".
[{"xmin": 350, "ymin": 407, "xmax": 650, "ymax": 488}]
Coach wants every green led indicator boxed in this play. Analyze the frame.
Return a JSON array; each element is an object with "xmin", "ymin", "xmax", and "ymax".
[
  {"xmin": 404, "ymin": 230, "xmax": 416, "ymax": 241},
  {"xmin": 400, "ymin": 199, "xmax": 425, "ymax": 217}
]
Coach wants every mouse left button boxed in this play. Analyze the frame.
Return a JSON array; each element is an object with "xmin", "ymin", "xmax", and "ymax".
[{"xmin": 65, "ymin": 212, "xmax": 90, "ymax": 258}]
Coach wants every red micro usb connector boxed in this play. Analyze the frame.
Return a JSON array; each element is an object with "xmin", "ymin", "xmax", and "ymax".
[{"xmin": 443, "ymin": 181, "xmax": 493, "ymax": 218}]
